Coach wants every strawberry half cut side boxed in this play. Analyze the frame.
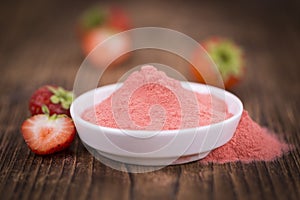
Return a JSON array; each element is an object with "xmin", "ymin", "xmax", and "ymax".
[{"xmin": 21, "ymin": 114, "xmax": 75, "ymax": 155}]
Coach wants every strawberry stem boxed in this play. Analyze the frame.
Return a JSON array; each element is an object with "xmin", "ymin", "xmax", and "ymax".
[
  {"xmin": 41, "ymin": 104, "xmax": 68, "ymax": 120},
  {"xmin": 49, "ymin": 114, "xmax": 58, "ymax": 120},
  {"xmin": 48, "ymin": 86, "xmax": 73, "ymax": 110},
  {"xmin": 206, "ymin": 39, "xmax": 243, "ymax": 82},
  {"xmin": 80, "ymin": 7, "xmax": 107, "ymax": 30}
]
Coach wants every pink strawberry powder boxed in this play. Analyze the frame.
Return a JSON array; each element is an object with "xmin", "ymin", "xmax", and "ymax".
[
  {"xmin": 82, "ymin": 65, "xmax": 291, "ymax": 163},
  {"xmin": 83, "ymin": 65, "xmax": 231, "ymax": 130},
  {"xmin": 201, "ymin": 110, "xmax": 290, "ymax": 164}
]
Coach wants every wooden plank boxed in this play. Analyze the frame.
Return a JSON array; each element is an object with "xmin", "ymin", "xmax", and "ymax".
[
  {"xmin": 87, "ymin": 159, "xmax": 130, "ymax": 200},
  {"xmin": 177, "ymin": 164, "xmax": 213, "ymax": 200},
  {"xmin": 126, "ymin": 165, "xmax": 181, "ymax": 200}
]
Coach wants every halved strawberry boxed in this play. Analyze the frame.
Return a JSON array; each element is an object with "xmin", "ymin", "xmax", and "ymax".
[
  {"xmin": 78, "ymin": 5, "xmax": 131, "ymax": 36},
  {"xmin": 107, "ymin": 6, "xmax": 131, "ymax": 31},
  {"xmin": 81, "ymin": 27, "xmax": 130, "ymax": 67},
  {"xmin": 77, "ymin": 5, "xmax": 131, "ymax": 68},
  {"xmin": 29, "ymin": 85, "xmax": 73, "ymax": 117},
  {"xmin": 21, "ymin": 113, "xmax": 75, "ymax": 155}
]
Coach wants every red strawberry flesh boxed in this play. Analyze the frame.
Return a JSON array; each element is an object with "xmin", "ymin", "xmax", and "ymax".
[{"xmin": 21, "ymin": 114, "xmax": 75, "ymax": 155}]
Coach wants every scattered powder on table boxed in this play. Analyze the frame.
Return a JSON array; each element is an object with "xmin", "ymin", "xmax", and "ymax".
[
  {"xmin": 200, "ymin": 110, "xmax": 290, "ymax": 164},
  {"xmin": 82, "ymin": 65, "xmax": 291, "ymax": 163}
]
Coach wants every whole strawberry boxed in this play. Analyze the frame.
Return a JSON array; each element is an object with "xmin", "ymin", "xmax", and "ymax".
[
  {"xmin": 29, "ymin": 85, "xmax": 73, "ymax": 117},
  {"xmin": 191, "ymin": 37, "xmax": 245, "ymax": 89}
]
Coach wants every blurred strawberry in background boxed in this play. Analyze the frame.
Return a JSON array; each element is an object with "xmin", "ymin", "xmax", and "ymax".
[
  {"xmin": 77, "ymin": 6, "xmax": 131, "ymax": 67},
  {"xmin": 191, "ymin": 37, "xmax": 245, "ymax": 89}
]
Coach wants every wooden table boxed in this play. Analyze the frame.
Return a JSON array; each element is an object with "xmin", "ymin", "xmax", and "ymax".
[{"xmin": 0, "ymin": 0, "xmax": 299, "ymax": 199}]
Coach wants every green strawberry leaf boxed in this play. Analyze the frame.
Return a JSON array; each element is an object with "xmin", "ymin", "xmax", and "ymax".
[
  {"xmin": 81, "ymin": 7, "xmax": 107, "ymax": 30},
  {"xmin": 48, "ymin": 86, "xmax": 73, "ymax": 110},
  {"xmin": 207, "ymin": 39, "xmax": 243, "ymax": 82},
  {"xmin": 41, "ymin": 105, "xmax": 50, "ymax": 115}
]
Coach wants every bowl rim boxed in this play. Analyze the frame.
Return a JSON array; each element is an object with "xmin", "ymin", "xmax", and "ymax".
[{"xmin": 70, "ymin": 81, "xmax": 243, "ymax": 137}]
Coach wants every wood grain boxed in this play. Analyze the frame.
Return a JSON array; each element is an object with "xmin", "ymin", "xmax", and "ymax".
[{"xmin": 0, "ymin": 0, "xmax": 299, "ymax": 199}]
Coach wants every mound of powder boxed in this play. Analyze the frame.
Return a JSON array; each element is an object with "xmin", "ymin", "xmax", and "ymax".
[
  {"xmin": 82, "ymin": 65, "xmax": 231, "ymax": 130},
  {"xmin": 201, "ymin": 111, "xmax": 290, "ymax": 164},
  {"xmin": 82, "ymin": 65, "xmax": 291, "ymax": 163}
]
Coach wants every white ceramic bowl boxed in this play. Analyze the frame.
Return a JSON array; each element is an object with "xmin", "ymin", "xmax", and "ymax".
[{"xmin": 71, "ymin": 82, "xmax": 243, "ymax": 166}]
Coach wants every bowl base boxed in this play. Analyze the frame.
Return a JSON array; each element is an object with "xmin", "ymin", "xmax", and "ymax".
[{"xmin": 83, "ymin": 142, "xmax": 210, "ymax": 166}]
